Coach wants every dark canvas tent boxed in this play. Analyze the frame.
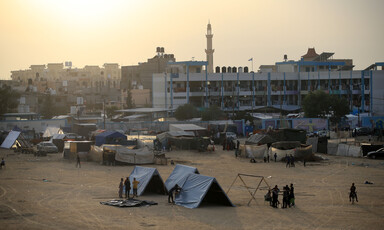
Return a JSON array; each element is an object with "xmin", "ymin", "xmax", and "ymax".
[
  {"xmin": 165, "ymin": 164, "xmax": 199, "ymax": 192},
  {"xmin": 175, "ymin": 174, "xmax": 234, "ymax": 209},
  {"xmin": 245, "ymin": 133, "xmax": 276, "ymax": 145},
  {"xmin": 95, "ymin": 131, "xmax": 127, "ymax": 146},
  {"xmin": 128, "ymin": 166, "xmax": 167, "ymax": 196}
]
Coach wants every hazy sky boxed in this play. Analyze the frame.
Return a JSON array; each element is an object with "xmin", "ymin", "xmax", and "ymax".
[{"xmin": 1, "ymin": 0, "xmax": 383, "ymax": 79}]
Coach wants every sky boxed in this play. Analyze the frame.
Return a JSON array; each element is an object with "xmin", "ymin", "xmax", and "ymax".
[{"xmin": 0, "ymin": 0, "xmax": 383, "ymax": 79}]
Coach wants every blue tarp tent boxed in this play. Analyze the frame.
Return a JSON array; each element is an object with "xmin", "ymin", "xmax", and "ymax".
[
  {"xmin": 128, "ymin": 166, "xmax": 167, "ymax": 196},
  {"xmin": 95, "ymin": 131, "xmax": 127, "ymax": 146},
  {"xmin": 165, "ymin": 164, "xmax": 199, "ymax": 192},
  {"xmin": 175, "ymin": 173, "xmax": 234, "ymax": 209}
]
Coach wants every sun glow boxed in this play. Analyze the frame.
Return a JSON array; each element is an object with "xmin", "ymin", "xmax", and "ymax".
[{"xmin": 32, "ymin": 0, "xmax": 130, "ymax": 27}]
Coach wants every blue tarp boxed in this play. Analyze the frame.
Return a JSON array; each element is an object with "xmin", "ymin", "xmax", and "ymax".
[
  {"xmin": 175, "ymin": 173, "xmax": 234, "ymax": 209},
  {"xmin": 128, "ymin": 166, "xmax": 167, "ymax": 196},
  {"xmin": 165, "ymin": 164, "xmax": 199, "ymax": 192},
  {"xmin": 95, "ymin": 131, "xmax": 127, "ymax": 146}
]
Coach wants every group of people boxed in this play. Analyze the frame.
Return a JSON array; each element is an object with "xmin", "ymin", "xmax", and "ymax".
[
  {"xmin": 285, "ymin": 154, "xmax": 295, "ymax": 168},
  {"xmin": 265, "ymin": 184, "xmax": 295, "ymax": 209},
  {"xmin": 118, "ymin": 177, "xmax": 139, "ymax": 199}
]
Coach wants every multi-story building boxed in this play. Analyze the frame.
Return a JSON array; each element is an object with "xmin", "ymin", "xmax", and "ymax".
[
  {"xmin": 153, "ymin": 61, "xmax": 384, "ymax": 116},
  {"xmin": 120, "ymin": 47, "xmax": 176, "ymax": 104},
  {"xmin": 10, "ymin": 62, "xmax": 121, "ymax": 94}
]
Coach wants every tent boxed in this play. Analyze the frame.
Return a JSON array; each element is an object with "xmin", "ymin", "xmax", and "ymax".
[
  {"xmin": 43, "ymin": 126, "xmax": 64, "ymax": 138},
  {"xmin": 165, "ymin": 164, "xmax": 199, "ymax": 192},
  {"xmin": 102, "ymin": 145, "xmax": 154, "ymax": 164},
  {"xmin": 95, "ymin": 131, "xmax": 127, "ymax": 146},
  {"xmin": 175, "ymin": 173, "xmax": 234, "ymax": 209},
  {"xmin": 128, "ymin": 166, "xmax": 167, "ymax": 196},
  {"xmin": 245, "ymin": 133, "xmax": 276, "ymax": 145},
  {"xmin": 0, "ymin": 131, "xmax": 32, "ymax": 149},
  {"xmin": 50, "ymin": 133, "xmax": 66, "ymax": 152}
]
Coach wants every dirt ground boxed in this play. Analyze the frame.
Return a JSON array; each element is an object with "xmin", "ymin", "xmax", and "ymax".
[{"xmin": 1, "ymin": 146, "xmax": 384, "ymax": 230}]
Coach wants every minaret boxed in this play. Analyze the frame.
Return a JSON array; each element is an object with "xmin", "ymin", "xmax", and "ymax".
[{"xmin": 205, "ymin": 21, "xmax": 214, "ymax": 73}]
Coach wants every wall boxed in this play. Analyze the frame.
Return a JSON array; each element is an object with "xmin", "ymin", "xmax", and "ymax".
[{"xmin": 0, "ymin": 119, "xmax": 67, "ymax": 133}]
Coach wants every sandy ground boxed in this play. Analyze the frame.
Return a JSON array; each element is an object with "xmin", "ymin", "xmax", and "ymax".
[{"xmin": 1, "ymin": 145, "xmax": 384, "ymax": 230}]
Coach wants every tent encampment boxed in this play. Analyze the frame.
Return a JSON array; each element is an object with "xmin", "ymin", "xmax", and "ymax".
[
  {"xmin": 43, "ymin": 126, "xmax": 64, "ymax": 138},
  {"xmin": 175, "ymin": 173, "xmax": 234, "ymax": 209},
  {"xmin": 128, "ymin": 166, "xmax": 167, "ymax": 196},
  {"xmin": 165, "ymin": 164, "xmax": 199, "ymax": 192},
  {"xmin": 95, "ymin": 131, "xmax": 127, "ymax": 146}
]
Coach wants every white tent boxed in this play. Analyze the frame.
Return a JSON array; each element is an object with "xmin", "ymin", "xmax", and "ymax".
[
  {"xmin": 43, "ymin": 126, "xmax": 64, "ymax": 138},
  {"xmin": 102, "ymin": 145, "xmax": 154, "ymax": 164}
]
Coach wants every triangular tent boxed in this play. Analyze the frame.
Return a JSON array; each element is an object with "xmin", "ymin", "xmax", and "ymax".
[
  {"xmin": 175, "ymin": 174, "xmax": 234, "ymax": 209},
  {"xmin": 95, "ymin": 131, "xmax": 127, "ymax": 146},
  {"xmin": 1, "ymin": 131, "xmax": 21, "ymax": 149},
  {"xmin": 128, "ymin": 166, "xmax": 167, "ymax": 196},
  {"xmin": 43, "ymin": 126, "xmax": 64, "ymax": 138},
  {"xmin": 165, "ymin": 164, "xmax": 199, "ymax": 192}
]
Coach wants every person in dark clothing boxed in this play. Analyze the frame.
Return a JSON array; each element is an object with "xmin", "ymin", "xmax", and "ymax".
[
  {"xmin": 267, "ymin": 154, "xmax": 270, "ymax": 163},
  {"xmin": 290, "ymin": 183, "xmax": 295, "ymax": 206},
  {"xmin": 286, "ymin": 155, "xmax": 291, "ymax": 168},
  {"xmin": 76, "ymin": 154, "xmax": 81, "ymax": 168},
  {"xmin": 282, "ymin": 185, "xmax": 289, "ymax": 208},
  {"xmin": 124, "ymin": 177, "xmax": 131, "ymax": 199},
  {"xmin": 168, "ymin": 184, "xmax": 181, "ymax": 204},
  {"xmin": 223, "ymin": 139, "xmax": 226, "ymax": 150},
  {"xmin": 290, "ymin": 155, "xmax": 295, "ymax": 167},
  {"xmin": 274, "ymin": 153, "xmax": 277, "ymax": 162},
  {"xmin": 118, "ymin": 178, "xmax": 124, "ymax": 198},
  {"xmin": 272, "ymin": 185, "xmax": 280, "ymax": 208},
  {"xmin": 236, "ymin": 140, "xmax": 240, "ymax": 150},
  {"xmin": 0, "ymin": 158, "xmax": 5, "ymax": 169},
  {"xmin": 350, "ymin": 183, "xmax": 358, "ymax": 202}
]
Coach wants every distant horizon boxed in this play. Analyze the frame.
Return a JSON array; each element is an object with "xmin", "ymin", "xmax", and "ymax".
[{"xmin": 1, "ymin": 0, "xmax": 383, "ymax": 79}]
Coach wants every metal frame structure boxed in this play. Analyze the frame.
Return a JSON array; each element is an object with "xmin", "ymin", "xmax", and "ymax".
[{"xmin": 227, "ymin": 173, "xmax": 271, "ymax": 206}]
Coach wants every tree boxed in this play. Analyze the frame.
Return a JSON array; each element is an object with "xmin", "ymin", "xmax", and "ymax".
[
  {"xmin": 302, "ymin": 90, "xmax": 349, "ymax": 126},
  {"xmin": 106, "ymin": 106, "xmax": 119, "ymax": 119},
  {"xmin": 202, "ymin": 105, "xmax": 225, "ymax": 121},
  {"xmin": 0, "ymin": 85, "xmax": 19, "ymax": 115},
  {"xmin": 174, "ymin": 104, "xmax": 199, "ymax": 121}
]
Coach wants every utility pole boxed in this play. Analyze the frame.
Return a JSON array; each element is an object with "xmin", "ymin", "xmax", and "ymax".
[{"xmin": 103, "ymin": 99, "xmax": 106, "ymax": 129}]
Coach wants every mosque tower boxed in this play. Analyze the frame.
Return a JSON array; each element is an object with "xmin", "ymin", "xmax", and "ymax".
[{"xmin": 205, "ymin": 21, "xmax": 214, "ymax": 73}]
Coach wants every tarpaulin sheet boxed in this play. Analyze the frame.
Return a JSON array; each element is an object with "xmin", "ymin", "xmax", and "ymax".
[
  {"xmin": 100, "ymin": 199, "xmax": 157, "ymax": 208},
  {"xmin": 105, "ymin": 145, "xmax": 154, "ymax": 164},
  {"xmin": 165, "ymin": 164, "xmax": 199, "ymax": 192},
  {"xmin": 1, "ymin": 131, "xmax": 21, "ymax": 149},
  {"xmin": 175, "ymin": 174, "xmax": 234, "ymax": 209},
  {"xmin": 129, "ymin": 166, "xmax": 166, "ymax": 196},
  {"xmin": 244, "ymin": 144, "xmax": 268, "ymax": 158},
  {"xmin": 268, "ymin": 147, "xmax": 295, "ymax": 161}
]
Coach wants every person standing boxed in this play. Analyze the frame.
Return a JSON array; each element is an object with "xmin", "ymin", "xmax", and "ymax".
[
  {"xmin": 274, "ymin": 153, "xmax": 277, "ymax": 162},
  {"xmin": 132, "ymin": 178, "xmax": 139, "ymax": 198},
  {"xmin": 290, "ymin": 184, "xmax": 295, "ymax": 206},
  {"xmin": 350, "ymin": 183, "xmax": 358, "ymax": 202},
  {"xmin": 124, "ymin": 177, "xmax": 131, "ymax": 199},
  {"xmin": 0, "ymin": 158, "xmax": 5, "ymax": 169},
  {"xmin": 272, "ymin": 185, "xmax": 280, "ymax": 208},
  {"xmin": 168, "ymin": 184, "xmax": 181, "ymax": 204},
  {"xmin": 282, "ymin": 185, "xmax": 289, "ymax": 208},
  {"xmin": 267, "ymin": 154, "xmax": 270, "ymax": 163},
  {"xmin": 76, "ymin": 154, "xmax": 81, "ymax": 168},
  {"xmin": 290, "ymin": 155, "xmax": 295, "ymax": 167},
  {"xmin": 118, "ymin": 178, "xmax": 124, "ymax": 198}
]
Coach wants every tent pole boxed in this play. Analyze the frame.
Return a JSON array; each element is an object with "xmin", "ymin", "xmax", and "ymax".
[{"xmin": 226, "ymin": 174, "xmax": 239, "ymax": 194}]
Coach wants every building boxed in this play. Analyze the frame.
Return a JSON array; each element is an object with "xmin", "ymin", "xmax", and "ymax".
[
  {"xmin": 153, "ymin": 61, "xmax": 384, "ymax": 116},
  {"xmin": 205, "ymin": 22, "xmax": 214, "ymax": 73},
  {"xmin": 10, "ymin": 62, "xmax": 121, "ymax": 94},
  {"xmin": 120, "ymin": 47, "xmax": 176, "ymax": 103}
]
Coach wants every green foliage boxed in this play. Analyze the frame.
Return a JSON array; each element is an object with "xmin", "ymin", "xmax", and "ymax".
[
  {"xmin": 174, "ymin": 104, "xmax": 199, "ymax": 121},
  {"xmin": 202, "ymin": 105, "xmax": 225, "ymax": 121},
  {"xmin": 302, "ymin": 90, "xmax": 349, "ymax": 125},
  {"xmin": 106, "ymin": 106, "xmax": 119, "ymax": 119},
  {"xmin": 0, "ymin": 85, "xmax": 19, "ymax": 115}
]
